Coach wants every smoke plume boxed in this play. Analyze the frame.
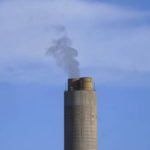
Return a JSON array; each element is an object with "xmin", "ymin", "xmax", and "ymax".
[{"xmin": 46, "ymin": 26, "xmax": 80, "ymax": 78}]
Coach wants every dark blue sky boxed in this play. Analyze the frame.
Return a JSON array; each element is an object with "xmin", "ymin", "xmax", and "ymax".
[
  {"xmin": 98, "ymin": 0, "xmax": 150, "ymax": 10},
  {"xmin": 0, "ymin": 0, "xmax": 150, "ymax": 150},
  {"xmin": 0, "ymin": 84, "xmax": 150, "ymax": 150}
]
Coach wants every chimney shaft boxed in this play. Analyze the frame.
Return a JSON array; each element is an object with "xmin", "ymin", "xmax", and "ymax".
[{"xmin": 64, "ymin": 77, "xmax": 97, "ymax": 150}]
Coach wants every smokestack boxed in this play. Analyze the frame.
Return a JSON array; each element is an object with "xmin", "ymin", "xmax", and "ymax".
[{"xmin": 64, "ymin": 77, "xmax": 97, "ymax": 150}]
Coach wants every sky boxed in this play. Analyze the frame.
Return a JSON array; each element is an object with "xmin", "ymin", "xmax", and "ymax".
[{"xmin": 0, "ymin": 0, "xmax": 150, "ymax": 150}]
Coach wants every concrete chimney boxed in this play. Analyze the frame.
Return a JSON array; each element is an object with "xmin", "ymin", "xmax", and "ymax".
[{"xmin": 64, "ymin": 77, "xmax": 97, "ymax": 150}]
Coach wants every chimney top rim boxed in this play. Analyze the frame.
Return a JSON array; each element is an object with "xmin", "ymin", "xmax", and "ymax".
[{"xmin": 68, "ymin": 77, "xmax": 92, "ymax": 80}]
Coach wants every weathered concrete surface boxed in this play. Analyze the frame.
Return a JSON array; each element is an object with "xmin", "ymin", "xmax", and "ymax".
[{"xmin": 64, "ymin": 90, "xmax": 97, "ymax": 150}]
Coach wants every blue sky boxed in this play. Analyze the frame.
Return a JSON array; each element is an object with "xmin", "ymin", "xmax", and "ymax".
[
  {"xmin": 0, "ymin": 0, "xmax": 150, "ymax": 150},
  {"xmin": 100, "ymin": 0, "xmax": 150, "ymax": 10}
]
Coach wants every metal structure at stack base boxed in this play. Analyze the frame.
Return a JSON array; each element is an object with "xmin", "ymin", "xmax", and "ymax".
[{"xmin": 64, "ymin": 77, "xmax": 97, "ymax": 150}]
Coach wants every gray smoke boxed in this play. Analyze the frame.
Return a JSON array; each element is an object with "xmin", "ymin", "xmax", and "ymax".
[{"xmin": 46, "ymin": 27, "xmax": 80, "ymax": 78}]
